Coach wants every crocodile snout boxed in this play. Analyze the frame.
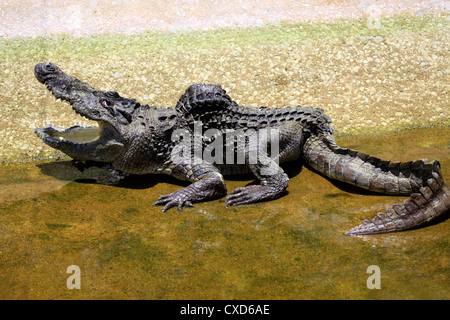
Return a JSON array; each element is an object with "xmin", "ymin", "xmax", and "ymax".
[{"xmin": 34, "ymin": 62, "xmax": 61, "ymax": 83}]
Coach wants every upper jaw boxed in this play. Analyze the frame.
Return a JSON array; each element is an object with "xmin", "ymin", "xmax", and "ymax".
[
  {"xmin": 34, "ymin": 62, "xmax": 139, "ymax": 126},
  {"xmin": 35, "ymin": 63, "xmax": 80, "ymax": 101},
  {"xmin": 34, "ymin": 62, "xmax": 101, "ymax": 121}
]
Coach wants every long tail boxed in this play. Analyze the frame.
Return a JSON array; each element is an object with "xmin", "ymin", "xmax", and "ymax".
[{"xmin": 302, "ymin": 133, "xmax": 450, "ymax": 236}]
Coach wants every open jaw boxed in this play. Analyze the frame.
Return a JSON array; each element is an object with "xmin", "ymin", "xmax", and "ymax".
[
  {"xmin": 33, "ymin": 62, "xmax": 126, "ymax": 162},
  {"xmin": 34, "ymin": 116, "xmax": 124, "ymax": 162},
  {"xmin": 35, "ymin": 122, "xmax": 103, "ymax": 148}
]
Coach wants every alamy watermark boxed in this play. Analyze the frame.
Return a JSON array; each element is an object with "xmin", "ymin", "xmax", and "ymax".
[
  {"xmin": 66, "ymin": 265, "xmax": 81, "ymax": 289},
  {"xmin": 170, "ymin": 121, "xmax": 281, "ymax": 176},
  {"xmin": 366, "ymin": 265, "xmax": 381, "ymax": 289}
]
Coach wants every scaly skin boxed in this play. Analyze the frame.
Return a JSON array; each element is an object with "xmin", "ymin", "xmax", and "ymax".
[
  {"xmin": 303, "ymin": 133, "xmax": 449, "ymax": 235},
  {"xmin": 33, "ymin": 63, "xmax": 449, "ymax": 235}
]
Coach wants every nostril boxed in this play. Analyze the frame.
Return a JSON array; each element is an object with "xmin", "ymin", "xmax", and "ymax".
[
  {"xmin": 35, "ymin": 62, "xmax": 56, "ymax": 74},
  {"xmin": 34, "ymin": 63, "xmax": 60, "ymax": 83},
  {"xmin": 44, "ymin": 63, "xmax": 56, "ymax": 72}
]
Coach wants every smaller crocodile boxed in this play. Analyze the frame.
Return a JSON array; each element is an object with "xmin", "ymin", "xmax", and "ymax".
[{"xmin": 33, "ymin": 63, "xmax": 449, "ymax": 235}]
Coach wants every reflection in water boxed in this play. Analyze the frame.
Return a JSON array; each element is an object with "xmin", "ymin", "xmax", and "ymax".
[{"xmin": 0, "ymin": 127, "xmax": 448, "ymax": 299}]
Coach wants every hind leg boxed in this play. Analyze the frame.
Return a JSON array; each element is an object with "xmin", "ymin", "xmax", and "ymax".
[
  {"xmin": 225, "ymin": 129, "xmax": 290, "ymax": 206},
  {"xmin": 225, "ymin": 162, "xmax": 289, "ymax": 206}
]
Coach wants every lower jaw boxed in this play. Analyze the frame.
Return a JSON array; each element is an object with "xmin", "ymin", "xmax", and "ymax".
[
  {"xmin": 36, "ymin": 123, "xmax": 102, "ymax": 144},
  {"xmin": 34, "ymin": 125, "xmax": 103, "ymax": 159}
]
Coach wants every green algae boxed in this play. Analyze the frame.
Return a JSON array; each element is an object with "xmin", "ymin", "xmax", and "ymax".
[{"xmin": 0, "ymin": 126, "xmax": 448, "ymax": 299}]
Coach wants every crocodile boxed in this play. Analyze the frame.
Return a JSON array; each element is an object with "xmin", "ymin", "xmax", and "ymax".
[{"xmin": 33, "ymin": 62, "xmax": 449, "ymax": 236}]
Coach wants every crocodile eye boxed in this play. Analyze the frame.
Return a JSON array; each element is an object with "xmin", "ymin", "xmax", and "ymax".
[{"xmin": 101, "ymin": 100, "xmax": 112, "ymax": 108}]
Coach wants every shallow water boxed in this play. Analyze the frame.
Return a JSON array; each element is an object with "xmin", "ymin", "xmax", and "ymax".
[{"xmin": 0, "ymin": 126, "xmax": 448, "ymax": 299}]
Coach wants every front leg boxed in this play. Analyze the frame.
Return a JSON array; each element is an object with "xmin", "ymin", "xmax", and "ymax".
[{"xmin": 153, "ymin": 162, "xmax": 227, "ymax": 212}]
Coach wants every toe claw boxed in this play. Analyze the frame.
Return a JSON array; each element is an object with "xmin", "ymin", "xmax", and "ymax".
[
  {"xmin": 225, "ymin": 184, "xmax": 281, "ymax": 207},
  {"xmin": 154, "ymin": 192, "xmax": 194, "ymax": 212},
  {"xmin": 162, "ymin": 200, "xmax": 177, "ymax": 213},
  {"xmin": 153, "ymin": 200, "xmax": 165, "ymax": 206}
]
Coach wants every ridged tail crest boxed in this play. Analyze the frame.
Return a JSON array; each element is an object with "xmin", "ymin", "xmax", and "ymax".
[{"xmin": 302, "ymin": 133, "xmax": 449, "ymax": 235}]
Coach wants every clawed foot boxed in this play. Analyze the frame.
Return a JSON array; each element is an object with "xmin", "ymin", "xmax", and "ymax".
[
  {"xmin": 154, "ymin": 184, "xmax": 284, "ymax": 211},
  {"xmin": 225, "ymin": 185, "xmax": 281, "ymax": 206},
  {"xmin": 153, "ymin": 191, "xmax": 194, "ymax": 213}
]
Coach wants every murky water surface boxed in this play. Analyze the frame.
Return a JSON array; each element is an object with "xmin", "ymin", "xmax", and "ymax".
[{"xmin": 0, "ymin": 127, "xmax": 448, "ymax": 299}]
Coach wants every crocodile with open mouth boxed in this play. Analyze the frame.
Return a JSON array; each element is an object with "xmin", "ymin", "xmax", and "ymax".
[{"xmin": 33, "ymin": 62, "xmax": 449, "ymax": 235}]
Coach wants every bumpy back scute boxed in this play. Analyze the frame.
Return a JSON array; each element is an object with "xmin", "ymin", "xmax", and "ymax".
[{"xmin": 175, "ymin": 83, "xmax": 334, "ymax": 134}]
